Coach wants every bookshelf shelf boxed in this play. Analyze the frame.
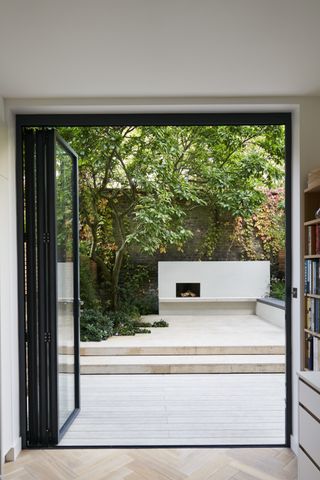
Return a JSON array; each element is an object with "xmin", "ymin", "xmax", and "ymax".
[
  {"xmin": 304, "ymin": 254, "xmax": 320, "ymax": 259},
  {"xmin": 305, "ymin": 293, "xmax": 320, "ymax": 299},
  {"xmin": 304, "ymin": 329, "xmax": 320, "ymax": 339},
  {"xmin": 304, "ymin": 218, "xmax": 320, "ymax": 226},
  {"xmin": 304, "ymin": 184, "xmax": 320, "ymax": 193}
]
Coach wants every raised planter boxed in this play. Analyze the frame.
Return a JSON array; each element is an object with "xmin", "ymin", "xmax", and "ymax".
[{"xmin": 256, "ymin": 297, "xmax": 285, "ymax": 329}]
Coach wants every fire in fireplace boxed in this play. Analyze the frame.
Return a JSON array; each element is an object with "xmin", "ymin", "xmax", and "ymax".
[{"xmin": 176, "ymin": 283, "xmax": 200, "ymax": 298}]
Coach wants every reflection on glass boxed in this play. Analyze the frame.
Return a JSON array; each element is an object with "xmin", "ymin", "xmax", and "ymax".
[{"xmin": 56, "ymin": 142, "xmax": 75, "ymax": 430}]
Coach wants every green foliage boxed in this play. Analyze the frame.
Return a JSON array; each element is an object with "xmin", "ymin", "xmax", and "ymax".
[
  {"xmin": 133, "ymin": 321, "xmax": 152, "ymax": 327},
  {"xmin": 80, "ymin": 309, "xmax": 113, "ymax": 341},
  {"xmin": 254, "ymin": 188, "xmax": 285, "ymax": 258},
  {"xmin": 233, "ymin": 188, "xmax": 285, "ymax": 262},
  {"xmin": 55, "ymin": 144, "xmax": 74, "ymax": 261},
  {"xmin": 131, "ymin": 294, "xmax": 159, "ymax": 315},
  {"xmin": 270, "ymin": 278, "xmax": 286, "ymax": 301},
  {"xmin": 80, "ymin": 255, "xmax": 101, "ymax": 310},
  {"xmin": 107, "ymin": 308, "xmax": 153, "ymax": 335},
  {"xmin": 120, "ymin": 263, "xmax": 158, "ymax": 314},
  {"xmin": 80, "ymin": 307, "xmax": 166, "ymax": 341},
  {"xmin": 115, "ymin": 324, "xmax": 151, "ymax": 336},
  {"xmin": 59, "ymin": 125, "xmax": 285, "ymax": 309},
  {"xmin": 152, "ymin": 320, "xmax": 169, "ymax": 327}
]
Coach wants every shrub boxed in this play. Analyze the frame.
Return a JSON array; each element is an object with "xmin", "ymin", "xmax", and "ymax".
[
  {"xmin": 270, "ymin": 277, "xmax": 285, "ymax": 301},
  {"xmin": 134, "ymin": 293, "xmax": 159, "ymax": 315},
  {"xmin": 115, "ymin": 324, "xmax": 138, "ymax": 336},
  {"xmin": 80, "ymin": 307, "xmax": 169, "ymax": 342},
  {"xmin": 152, "ymin": 320, "xmax": 169, "ymax": 327},
  {"xmin": 108, "ymin": 309, "xmax": 152, "ymax": 336},
  {"xmin": 133, "ymin": 321, "xmax": 152, "ymax": 328},
  {"xmin": 116, "ymin": 325, "xmax": 151, "ymax": 335},
  {"xmin": 80, "ymin": 309, "xmax": 113, "ymax": 341}
]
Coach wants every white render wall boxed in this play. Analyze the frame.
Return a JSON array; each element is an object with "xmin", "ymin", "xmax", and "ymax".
[
  {"xmin": 158, "ymin": 261, "xmax": 270, "ymax": 300},
  {"xmin": 256, "ymin": 301, "xmax": 285, "ymax": 329}
]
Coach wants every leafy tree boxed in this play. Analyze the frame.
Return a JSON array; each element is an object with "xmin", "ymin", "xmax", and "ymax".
[{"xmin": 59, "ymin": 125, "xmax": 285, "ymax": 310}]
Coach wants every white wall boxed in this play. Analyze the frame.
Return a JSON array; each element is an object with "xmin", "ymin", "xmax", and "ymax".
[
  {"xmin": 2, "ymin": 95, "xmax": 320, "ymax": 460},
  {"xmin": 158, "ymin": 261, "xmax": 270, "ymax": 299},
  {"xmin": 0, "ymin": 98, "xmax": 20, "ymax": 464}
]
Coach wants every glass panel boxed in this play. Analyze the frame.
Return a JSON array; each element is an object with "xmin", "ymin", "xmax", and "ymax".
[{"xmin": 56, "ymin": 141, "xmax": 75, "ymax": 430}]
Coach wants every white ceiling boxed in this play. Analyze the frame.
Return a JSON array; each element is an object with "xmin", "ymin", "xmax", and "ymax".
[{"xmin": 0, "ymin": 0, "xmax": 320, "ymax": 98}]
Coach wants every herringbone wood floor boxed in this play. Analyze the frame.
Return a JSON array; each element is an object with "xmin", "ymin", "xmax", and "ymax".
[{"xmin": 3, "ymin": 447, "xmax": 297, "ymax": 480}]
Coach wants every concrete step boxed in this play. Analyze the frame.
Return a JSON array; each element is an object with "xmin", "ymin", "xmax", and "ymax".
[
  {"xmin": 79, "ymin": 345, "xmax": 285, "ymax": 356},
  {"xmin": 79, "ymin": 354, "xmax": 285, "ymax": 374}
]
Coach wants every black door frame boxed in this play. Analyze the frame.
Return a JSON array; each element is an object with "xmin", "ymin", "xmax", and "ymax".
[
  {"xmin": 20, "ymin": 128, "xmax": 80, "ymax": 446},
  {"xmin": 16, "ymin": 112, "xmax": 292, "ymax": 449},
  {"xmin": 49, "ymin": 131, "xmax": 81, "ymax": 443}
]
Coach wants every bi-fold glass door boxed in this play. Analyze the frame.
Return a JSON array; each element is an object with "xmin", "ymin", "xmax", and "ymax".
[{"xmin": 23, "ymin": 128, "xmax": 80, "ymax": 445}]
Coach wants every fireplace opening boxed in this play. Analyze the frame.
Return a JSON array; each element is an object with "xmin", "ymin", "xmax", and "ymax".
[{"xmin": 176, "ymin": 283, "xmax": 200, "ymax": 298}]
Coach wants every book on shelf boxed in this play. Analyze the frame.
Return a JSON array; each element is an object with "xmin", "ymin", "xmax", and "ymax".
[
  {"xmin": 306, "ymin": 297, "xmax": 311, "ymax": 329},
  {"xmin": 305, "ymin": 297, "xmax": 320, "ymax": 332},
  {"xmin": 307, "ymin": 225, "xmax": 316, "ymax": 254},
  {"xmin": 304, "ymin": 258, "xmax": 320, "ymax": 294},
  {"xmin": 306, "ymin": 224, "xmax": 320, "ymax": 255},
  {"xmin": 306, "ymin": 335, "xmax": 320, "ymax": 371},
  {"xmin": 314, "ymin": 338, "xmax": 320, "ymax": 371},
  {"xmin": 307, "ymin": 335, "xmax": 314, "ymax": 370},
  {"xmin": 316, "ymin": 224, "xmax": 320, "ymax": 254}
]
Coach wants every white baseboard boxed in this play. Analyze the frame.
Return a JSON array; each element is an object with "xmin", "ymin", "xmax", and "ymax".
[
  {"xmin": 4, "ymin": 437, "xmax": 22, "ymax": 463},
  {"xmin": 290, "ymin": 434, "xmax": 299, "ymax": 455}
]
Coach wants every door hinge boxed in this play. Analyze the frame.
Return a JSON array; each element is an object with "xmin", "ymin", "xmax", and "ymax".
[
  {"xmin": 43, "ymin": 232, "xmax": 50, "ymax": 243},
  {"xmin": 44, "ymin": 332, "xmax": 51, "ymax": 343}
]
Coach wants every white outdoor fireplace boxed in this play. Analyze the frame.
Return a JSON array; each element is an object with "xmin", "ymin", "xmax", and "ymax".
[
  {"xmin": 176, "ymin": 283, "xmax": 200, "ymax": 298},
  {"xmin": 158, "ymin": 261, "xmax": 270, "ymax": 315}
]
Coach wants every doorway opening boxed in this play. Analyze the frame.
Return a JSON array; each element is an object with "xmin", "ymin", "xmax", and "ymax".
[{"xmin": 16, "ymin": 113, "xmax": 292, "ymax": 448}]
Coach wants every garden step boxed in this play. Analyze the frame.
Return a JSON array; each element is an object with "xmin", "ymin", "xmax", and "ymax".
[
  {"xmin": 78, "ymin": 354, "xmax": 285, "ymax": 374},
  {"xmin": 79, "ymin": 345, "xmax": 285, "ymax": 356}
]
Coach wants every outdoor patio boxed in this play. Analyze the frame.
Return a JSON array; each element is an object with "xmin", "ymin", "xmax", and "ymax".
[{"xmin": 79, "ymin": 313, "xmax": 285, "ymax": 374}]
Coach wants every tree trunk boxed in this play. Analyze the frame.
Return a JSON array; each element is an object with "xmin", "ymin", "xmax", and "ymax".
[{"xmin": 111, "ymin": 246, "xmax": 126, "ymax": 311}]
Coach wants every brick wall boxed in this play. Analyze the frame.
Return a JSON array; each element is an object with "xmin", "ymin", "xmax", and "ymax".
[{"xmin": 120, "ymin": 204, "xmax": 264, "ymax": 294}]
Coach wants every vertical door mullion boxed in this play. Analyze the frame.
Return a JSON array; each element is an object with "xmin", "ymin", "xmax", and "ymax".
[
  {"xmin": 35, "ymin": 131, "xmax": 50, "ymax": 445},
  {"xmin": 46, "ymin": 130, "xmax": 59, "ymax": 443},
  {"xmin": 73, "ymin": 151, "xmax": 80, "ymax": 412},
  {"xmin": 24, "ymin": 129, "xmax": 40, "ymax": 444}
]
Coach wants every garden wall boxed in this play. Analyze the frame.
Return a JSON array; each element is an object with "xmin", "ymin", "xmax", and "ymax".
[{"xmin": 119, "ymin": 203, "xmax": 271, "ymax": 298}]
